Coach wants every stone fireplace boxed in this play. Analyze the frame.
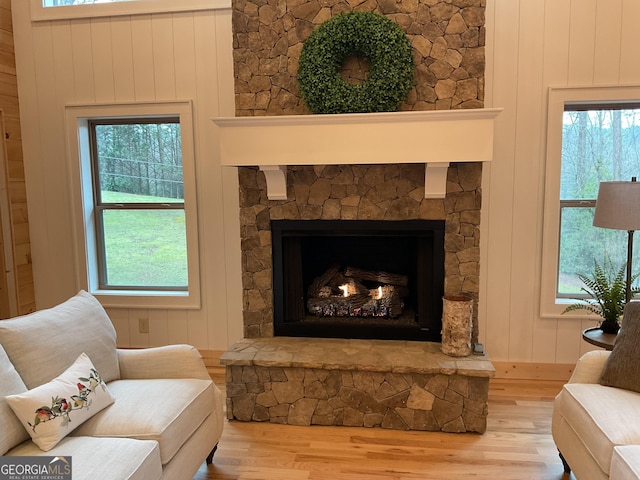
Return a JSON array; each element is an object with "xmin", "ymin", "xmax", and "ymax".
[
  {"xmin": 226, "ymin": 0, "xmax": 491, "ymax": 343},
  {"xmin": 239, "ymin": 162, "xmax": 479, "ymax": 342},
  {"xmin": 217, "ymin": 0, "xmax": 497, "ymax": 433}
]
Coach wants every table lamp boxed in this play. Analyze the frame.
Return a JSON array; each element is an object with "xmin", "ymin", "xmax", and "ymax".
[{"xmin": 593, "ymin": 178, "xmax": 640, "ymax": 303}]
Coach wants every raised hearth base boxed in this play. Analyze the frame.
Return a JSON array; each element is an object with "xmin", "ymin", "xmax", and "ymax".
[{"xmin": 220, "ymin": 337, "xmax": 495, "ymax": 433}]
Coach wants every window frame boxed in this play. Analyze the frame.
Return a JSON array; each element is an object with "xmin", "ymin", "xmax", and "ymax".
[
  {"xmin": 65, "ymin": 101, "xmax": 201, "ymax": 309},
  {"xmin": 541, "ymin": 85, "xmax": 640, "ymax": 318},
  {"xmin": 89, "ymin": 116, "xmax": 188, "ymax": 292},
  {"xmin": 30, "ymin": 0, "xmax": 230, "ymax": 22}
]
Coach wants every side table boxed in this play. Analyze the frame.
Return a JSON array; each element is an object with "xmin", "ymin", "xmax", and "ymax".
[{"xmin": 582, "ymin": 327, "xmax": 617, "ymax": 351}]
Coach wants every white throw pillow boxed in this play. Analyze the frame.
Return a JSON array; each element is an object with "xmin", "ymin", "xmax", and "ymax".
[{"xmin": 5, "ymin": 352, "xmax": 115, "ymax": 451}]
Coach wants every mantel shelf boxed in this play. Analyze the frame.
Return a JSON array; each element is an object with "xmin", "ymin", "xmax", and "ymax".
[{"xmin": 212, "ymin": 108, "xmax": 502, "ymax": 199}]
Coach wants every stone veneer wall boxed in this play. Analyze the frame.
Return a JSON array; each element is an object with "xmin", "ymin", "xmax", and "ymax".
[
  {"xmin": 221, "ymin": 337, "xmax": 494, "ymax": 432},
  {"xmin": 227, "ymin": 365, "xmax": 489, "ymax": 432},
  {"xmin": 232, "ymin": 0, "xmax": 486, "ymax": 115},
  {"xmin": 232, "ymin": 0, "xmax": 486, "ymax": 342},
  {"xmin": 239, "ymin": 163, "xmax": 482, "ymax": 342}
]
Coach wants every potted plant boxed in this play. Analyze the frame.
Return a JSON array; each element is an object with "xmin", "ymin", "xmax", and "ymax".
[{"xmin": 562, "ymin": 257, "xmax": 640, "ymax": 334}]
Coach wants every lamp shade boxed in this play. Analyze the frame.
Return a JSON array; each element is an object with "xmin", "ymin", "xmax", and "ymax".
[{"xmin": 593, "ymin": 181, "xmax": 640, "ymax": 231}]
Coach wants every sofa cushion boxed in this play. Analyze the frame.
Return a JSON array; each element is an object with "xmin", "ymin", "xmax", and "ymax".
[
  {"xmin": 5, "ymin": 353, "xmax": 116, "ymax": 451},
  {"xmin": 557, "ymin": 383, "xmax": 640, "ymax": 474},
  {"xmin": 0, "ymin": 291, "xmax": 120, "ymax": 389},
  {"xmin": 601, "ymin": 301, "xmax": 640, "ymax": 392},
  {"xmin": 611, "ymin": 446, "xmax": 640, "ymax": 480},
  {"xmin": 0, "ymin": 344, "xmax": 30, "ymax": 455},
  {"xmin": 72, "ymin": 378, "xmax": 215, "ymax": 464},
  {"xmin": 7, "ymin": 436, "xmax": 162, "ymax": 480}
]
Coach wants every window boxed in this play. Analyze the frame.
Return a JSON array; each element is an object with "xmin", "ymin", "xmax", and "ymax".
[
  {"xmin": 541, "ymin": 86, "xmax": 640, "ymax": 317},
  {"xmin": 30, "ymin": 0, "xmax": 230, "ymax": 21},
  {"xmin": 90, "ymin": 118, "xmax": 187, "ymax": 291},
  {"xmin": 558, "ymin": 105, "xmax": 640, "ymax": 298},
  {"xmin": 66, "ymin": 102, "xmax": 200, "ymax": 308}
]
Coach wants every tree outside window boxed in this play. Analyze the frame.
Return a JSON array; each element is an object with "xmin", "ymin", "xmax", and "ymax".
[
  {"xmin": 558, "ymin": 105, "xmax": 640, "ymax": 297},
  {"xmin": 90, "ymin": 119, "xmax": 188, "ymax": 291}
]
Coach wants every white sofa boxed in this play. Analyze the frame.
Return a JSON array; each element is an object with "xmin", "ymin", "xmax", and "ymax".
[
  {"xmin": 552, "ymin": 350, "xmax": 640, "ymax": 479},
  {"xmin": 0, "ymin": 290, "xmax": 224, "ymax": 480}
]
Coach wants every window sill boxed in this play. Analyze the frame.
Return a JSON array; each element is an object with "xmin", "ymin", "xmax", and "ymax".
[{"xmin": 93, "ymin": 289, "xmax": 200, "ymax": 309}]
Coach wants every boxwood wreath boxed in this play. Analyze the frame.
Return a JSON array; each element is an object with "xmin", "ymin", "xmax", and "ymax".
[{"xmin": 297, "ymin": 11, "xmax": 414, "ymax": 114}]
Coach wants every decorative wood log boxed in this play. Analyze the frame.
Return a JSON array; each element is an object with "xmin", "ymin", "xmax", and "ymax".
[
  {"xmin": 344, "ymin": 266, "xmax": 408, "ymax": 287},
  {"xmin": 307, "ymin": 291, "xmax": 403, "ymax": 318},
  {"xmin": 307, "ymin": 266, "xmax": 405, "ymax": 318},
  {"xmin": 307, "ymin": 264, "xmax": 340, "ymax": 297}
]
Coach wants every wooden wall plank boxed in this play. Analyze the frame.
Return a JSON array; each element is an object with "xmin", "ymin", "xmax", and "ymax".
[
  {"xmin": 130, "ymin": 14, "xmax": 155, "ymax": 101},
  {"xmin": 193, "ymin": 11, "xmax": 231, "ymax": 350},
  {"xmin": 167, "ymin": 308, "xmax": 189, "ymax": 345},
  {"xmin": 9, "ymin": 4, "xmax": 46, "ymax": 313},
  {"xmin": 592, "ymin": 0, "xmax": 622, "ymax": 85},
  {"xmin": 506, "ymin": 0, "xmax": 546, "ymax": 361},
  {"xmin": 566, "ymin": 0, "xmax": 596, "ymax": 85},
  {"xmin": 173, "ymin": 14, "xmax": 197, "ymax": 99},
  {"xmin": 148, "ymin": 308, "xmax": 169, "ymax": 346},
  {"xmin": 151, "ymin": 13, "xmax": 176, "ymax": 100},
  {"xmin": 90, "ymin": 18, "xmax": 115, "ymax": 102},
  {"xmin": 110, "ymin": 16, "xmax": 136, "ymax": 101},
  {"xmin": 70, "ymin": 20, "xmax": 96, "ymax": 103},
  {"xmin": 619, "ymin": 0, "xmax": 640, "ymax": 82},
  {"xmin": 482, "ymin": 0, "xmax": 520, "ymax": 360}
]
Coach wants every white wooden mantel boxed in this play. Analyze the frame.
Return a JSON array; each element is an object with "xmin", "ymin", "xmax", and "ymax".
[{"xmin": 212, "ymin": 108, "xmax": 502, "ymax": 200}]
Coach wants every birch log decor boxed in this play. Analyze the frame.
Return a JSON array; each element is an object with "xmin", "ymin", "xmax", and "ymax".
[{"xmin": 441, "ymin": 295, "xmax": 473, "ymax": 357}]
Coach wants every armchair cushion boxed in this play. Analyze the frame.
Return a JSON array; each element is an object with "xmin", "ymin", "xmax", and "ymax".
[
  {"xmin": 601, "ymin": 301, "xmax": 640, "ymax": 392},
  {"xmin": 0, "ymin": 291, "xmax": 119, "ymax": 389},
  {"xmin": 567, "ymin": 350, "xmax": 610, "ymax": 384},
  {"xmin": 72, "ymin": 378, "xmax": 216, "ymax": 464},
  {"xmin": 7, "ymin": 436, "xmax": 162, "ymax": 480},
  {"xmin": 557, "ymin": 383, "xmax": 640, "ymax": 474},
  {"xmin": 117, "ymin": 345, "xmax": 210, "ymax": 381}
]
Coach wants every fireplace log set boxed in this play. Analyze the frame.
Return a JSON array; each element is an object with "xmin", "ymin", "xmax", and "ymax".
[{"xmin": 307, "ymin": 265, "xmax": 407, "ymax": 318}]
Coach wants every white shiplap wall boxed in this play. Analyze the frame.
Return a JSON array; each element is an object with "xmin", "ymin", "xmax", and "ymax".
[
  {"xmin": 11, "ymin": 0, "xmax": 640, "ymax": 363},
  {"xmin": 11, "ymin": 3, "xmax": 243, "ymax": 351},
  {"xmin": 482, "ymin": 0, "xmax": 640, "ymax": 363}
]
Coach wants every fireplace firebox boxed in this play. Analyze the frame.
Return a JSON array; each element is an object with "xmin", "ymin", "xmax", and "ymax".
[{"xmin": 272, "ymin": 220, "xmax": 445, "ymax": 341}]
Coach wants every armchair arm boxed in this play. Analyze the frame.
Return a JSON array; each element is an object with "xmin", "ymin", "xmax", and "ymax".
[
  {"xmin": 117, "ymin": 345, "xmax": 211, "ymax": 381},
  {"xmin": 567, "ymin": 350, "xmax": 611, "ymax": 384}
]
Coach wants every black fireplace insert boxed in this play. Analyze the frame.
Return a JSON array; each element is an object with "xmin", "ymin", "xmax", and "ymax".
[{"xmin": 272, "ymin": 219, "xmax": 445, "ymax": 341}]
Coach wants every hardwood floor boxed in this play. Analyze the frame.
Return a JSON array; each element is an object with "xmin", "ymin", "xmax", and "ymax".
[{"xmin": 195, "ymin": 377, "xmax": 575, "ymax": 480}]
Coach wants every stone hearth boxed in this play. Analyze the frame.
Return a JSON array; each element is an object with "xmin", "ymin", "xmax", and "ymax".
[{"xmin": 221, "ymin": 337, "xmax": 494, "ymax": 432}]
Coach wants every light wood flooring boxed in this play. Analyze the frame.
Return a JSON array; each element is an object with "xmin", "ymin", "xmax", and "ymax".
[{"xmin": 195, "ymin": 375, "xmax": 575, "ymax": 480}]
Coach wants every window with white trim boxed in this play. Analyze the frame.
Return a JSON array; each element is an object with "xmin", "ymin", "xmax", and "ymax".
[
  {"xmin": 90, "ymin": 117, "xmax": 188, "ymax": 291},
  {"xmin": 541, "ymin": 86, "xmax": 640, "ymax": 317},
  {"xmin": 31, "ymin": 0, "xmax": 230, "ymax": 21},
  {"xmin": 65, "ymin": 102, "xmax": 200, "ymax": 309},
  {"xmin": 558, "ymin": 104, "xmax": 640, "ymax": 297}
]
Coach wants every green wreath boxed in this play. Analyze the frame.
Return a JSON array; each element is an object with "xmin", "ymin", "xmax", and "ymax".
[{"xmin": 297, "ymin": 11, "xmax": 414, "ymax": 114}]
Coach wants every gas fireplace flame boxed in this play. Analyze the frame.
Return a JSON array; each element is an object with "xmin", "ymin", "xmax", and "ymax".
[
  {"xmin": 376, "ymin": 286, "xmax": 383, "ymax": 299},
  {"xmin": 339, "ymin": 284, "xmax": 349, "ymax": 297}
]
